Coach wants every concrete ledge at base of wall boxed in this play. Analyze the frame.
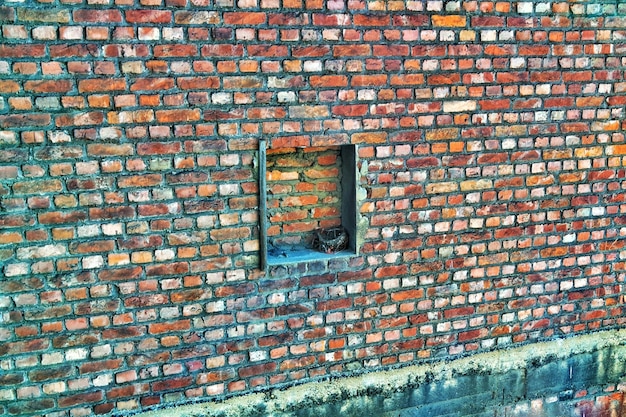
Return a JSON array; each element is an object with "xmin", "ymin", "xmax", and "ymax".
[{"xmin": 134, "ymin": 329, "xmax": 626, "ymax": 417}]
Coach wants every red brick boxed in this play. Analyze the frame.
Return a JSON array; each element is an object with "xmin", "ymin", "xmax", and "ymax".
[
  {"xmin": 89, "ymin": 206, "xmax": 135, "ymax": 220},
  {"xmin": 149, "ymin": 320, "xmax": 191, "ymax": 335},
  {"xmin": 333, "ymin": 44, "xmax": 371, "ymax": 57},
  {"xmin": 102, "ymin": 326, "xmax": 146, "ymax": 339},
  {"xmin": 99, "ymin": 267, "xmax": 143, "ymax": 281},
  {"xmin": 78, "ymin": 79, "xmax": 126, "ymax": 93},
  {"xmin": 126, "ymin": 10, "xmax": 172, "ymax": 23},
  {"xmin": 292, "ymin": 46, "xmax": 330, "ymax": 57},
  {"xmin": 444, "ymin": 307, "xmax": 475, "ymax": 319},
  {"xmin": 0, "ymin": 44, "xmax": 45, "ymax": 57},
  {"xmin": 428, "ymin": 73, "xmax": 461, "ymax": 85},
  {"xmin": 239, "ymin": 363, "xmax": 276, "ymax": 378},
  {"xmin": 146, "ymin": 262, "xmax": 189, "ymax": 277},
  {"xmin": 374, "ymin": 44, "xmax": 410, "ymax": 56},
  {"xmin": 59, "ymin": 391, "xmax": 103, "ymax": 408},
  {"xmin": 484, "ymin": 44, "xmax": 516, "ymax": 56},
  {"xmin": 131, "ymin": 78, "xmax": 175, "ymax": 91},
  {"xmin": 224, "ymin": 12, "xmax": 267, "ymax": 24},
  {"xmin": 313, "ymin": 13, "xmax": 350, "ymax": 26},
  {"xmin": 310, "ymin": 75, "xmax": 348, "ymax": 87},
  {"xmin": 0, "ymin": 80, "xmax": 19, "ymax": 93},
  {"xmin": 391, "ymin": 74, "xmax": 425, "ymax": 85},
  {"xmin": 152, "ymin": 376, "xmax": 193, "ymax": 392},
  {"xmin": 354, "ymin": 14, "xmax": 390, "ymax": 26},
  {"xmin": 117, "ymin": 174, "xmax": 162, "ymax": 188},
  {"xmin": 113, "ymin": 237, "xmax": 159, "ymax": 252},
  {"xmin": 201, "ymin": 44, "xmax": 244, "ymax": 57},
  {"xmin": 69, "ymin": 240, "xmax": 115, "ymax": 254},
  {"xmin": 155, "ymin": 109, "xmax": 201, "ymax": 123},
  {"xmin": 352, "ymin": 74, "xmax": 387, "ymax": 86},
  {"xmin": 55, "ymin": 111, "xmax": 104, "ymax": 127},
  {"xmin": 38, "ymin": 211, "xmax": 86, "ymax": 225},
  {"xmin": 154, "ymin": 44, "xmax": 198, "ymax": 57},
  {"xmin": 49, "ymin": 44, "xmax": 94, "ymax": 58},
  {"xmin": 24, "ymin": 80, "xmax": 72, "ymax": 93},
  {"xmin": 519, "ymin": 45, "xmax": 551, "ymax": 55}
]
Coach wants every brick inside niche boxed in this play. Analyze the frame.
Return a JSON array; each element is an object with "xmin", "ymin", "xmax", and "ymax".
[{"xmin": 264, "ymin": 145, "xmax": 357, "ymax": 263}]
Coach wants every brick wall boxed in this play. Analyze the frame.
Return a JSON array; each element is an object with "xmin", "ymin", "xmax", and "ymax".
[{"xmin": 1, "ymin": 0, "xmax": 626, "ymax": 415}]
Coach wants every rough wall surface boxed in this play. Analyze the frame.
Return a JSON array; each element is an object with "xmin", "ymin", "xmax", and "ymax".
[
  {"xmin": 1, "ymin": 0, "xmax": 626, "ymax": 415},
  {"xmin": 136, "ymin": 330, "xmax": 626, "ymax": 417}
]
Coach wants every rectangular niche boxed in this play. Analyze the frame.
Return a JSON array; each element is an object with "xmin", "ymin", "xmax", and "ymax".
[{"xmin": 259, "ymin": 141, "xmax": 358, "ymax": 269}]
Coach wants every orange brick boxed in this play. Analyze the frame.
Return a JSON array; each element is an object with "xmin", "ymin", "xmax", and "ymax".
[{"xmin": 432, "ymin": 15, "xmax": 467, "ymax": 27}]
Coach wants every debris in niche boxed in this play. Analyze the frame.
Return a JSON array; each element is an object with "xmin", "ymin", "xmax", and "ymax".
[
  {"xmin": 268, "ymin": 241, "xmax": 288, "ymax": 258},
  {"xmin": 312, "ymin": 226, "xmax": 349, "ymax": 254}
]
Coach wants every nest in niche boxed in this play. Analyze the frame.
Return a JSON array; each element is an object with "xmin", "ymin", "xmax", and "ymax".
[{"xmin": 312, "ymin": 226, "xmax": 349, "ymax": 254}]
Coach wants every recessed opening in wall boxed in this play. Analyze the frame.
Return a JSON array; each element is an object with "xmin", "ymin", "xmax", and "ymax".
[{"xmin": 259, "ymin": 142, "xmax": 358, "ymax": 268}]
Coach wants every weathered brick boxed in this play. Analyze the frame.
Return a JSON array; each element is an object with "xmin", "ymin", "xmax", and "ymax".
[
  {"xmin": 89, "ymin": 206, "xmax": 135, "ymax": 220},
  {"xmin": 38, "ymin": 211, "xmax": 86, "ymax": 225},
  {"xmin": 35, "ymin": 146, "xmax": 83, "ymax": 161},
  {"xmin": 174, "ymin": 11, "xmax": 220, "ymax": 24},
  {"xmin": 17, "ymin": 8, "xmax": 70, "ymax": 23},
  {"xmin": 443, "ymin": 100, "xmax": 477, "ymax": 113},
  {"xmin": 0, "ymin": 338, "xmax": 48, "ymax": 356},
  {"xmin": 99, "ymin": 267, "xmax": 143, "ymax": 281},
  {"xmin": 117, "ymin": 174, "xmax": 162, "ymax": 188},
  {"xmin": 13, "ymin": 180, "xmax": 62, "ymax": 195},
  {"xmin": 154, "ymin": 44, "xmax": 199, "ymax": 57},
  {"xmin": 0, "ymin": 6, "xmax": 15, "ymax": 22},
  {"xmin": 73, "ymin": 9, "xmax": 122, "ymax": 22},
  {"xmin": 146, "ymin": 262, "xmax": 189, "ymax": 277},
  {"xmin": 56, "ymin": 112, "xmax": 104, "ymax": 127},
  {"xmin": 69, "ymin": 240, "xmax": 115, "ymax": 254},
  {"xmin": 0, "ymin": 80, "xmax": 19, "ymax": 94},
  {"xmin": 29, "ymin": 365, "xmax": 73, "ymax": 382},
  {"xmin": 0, "ymin": 373, "xmax": 23, "ymax": 386},
  {"xmin": 80, "ymin": 359, "xmax": 123, "ymax": 374},
  {"xmin": 50, "ymin": 44, "xmax": 96, "ymax": 58},
  {"xmin": 102, "ymin": 326, "xmax": 146, "ymax": 339},
  {"xmin": 179, "ymin": 76, "xmax": 220, "ymax": 90},
  {"xmin": 6, "ymin": 399, "xmax": 55, "ymax": 415},
  {"xmin": 201, "ymin": 44, "xmax": 244, "ymax": 57},
  {"xmin": 87, "ymin": 144, "xmax": 134, "ymax": 157},
  {"xmin": 0, "ymin": 113, "xmax": 50, "ymax": 128},
  {"xmin": 125, "ymin": 10, "xmax": 172, "ymax": 23}
]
